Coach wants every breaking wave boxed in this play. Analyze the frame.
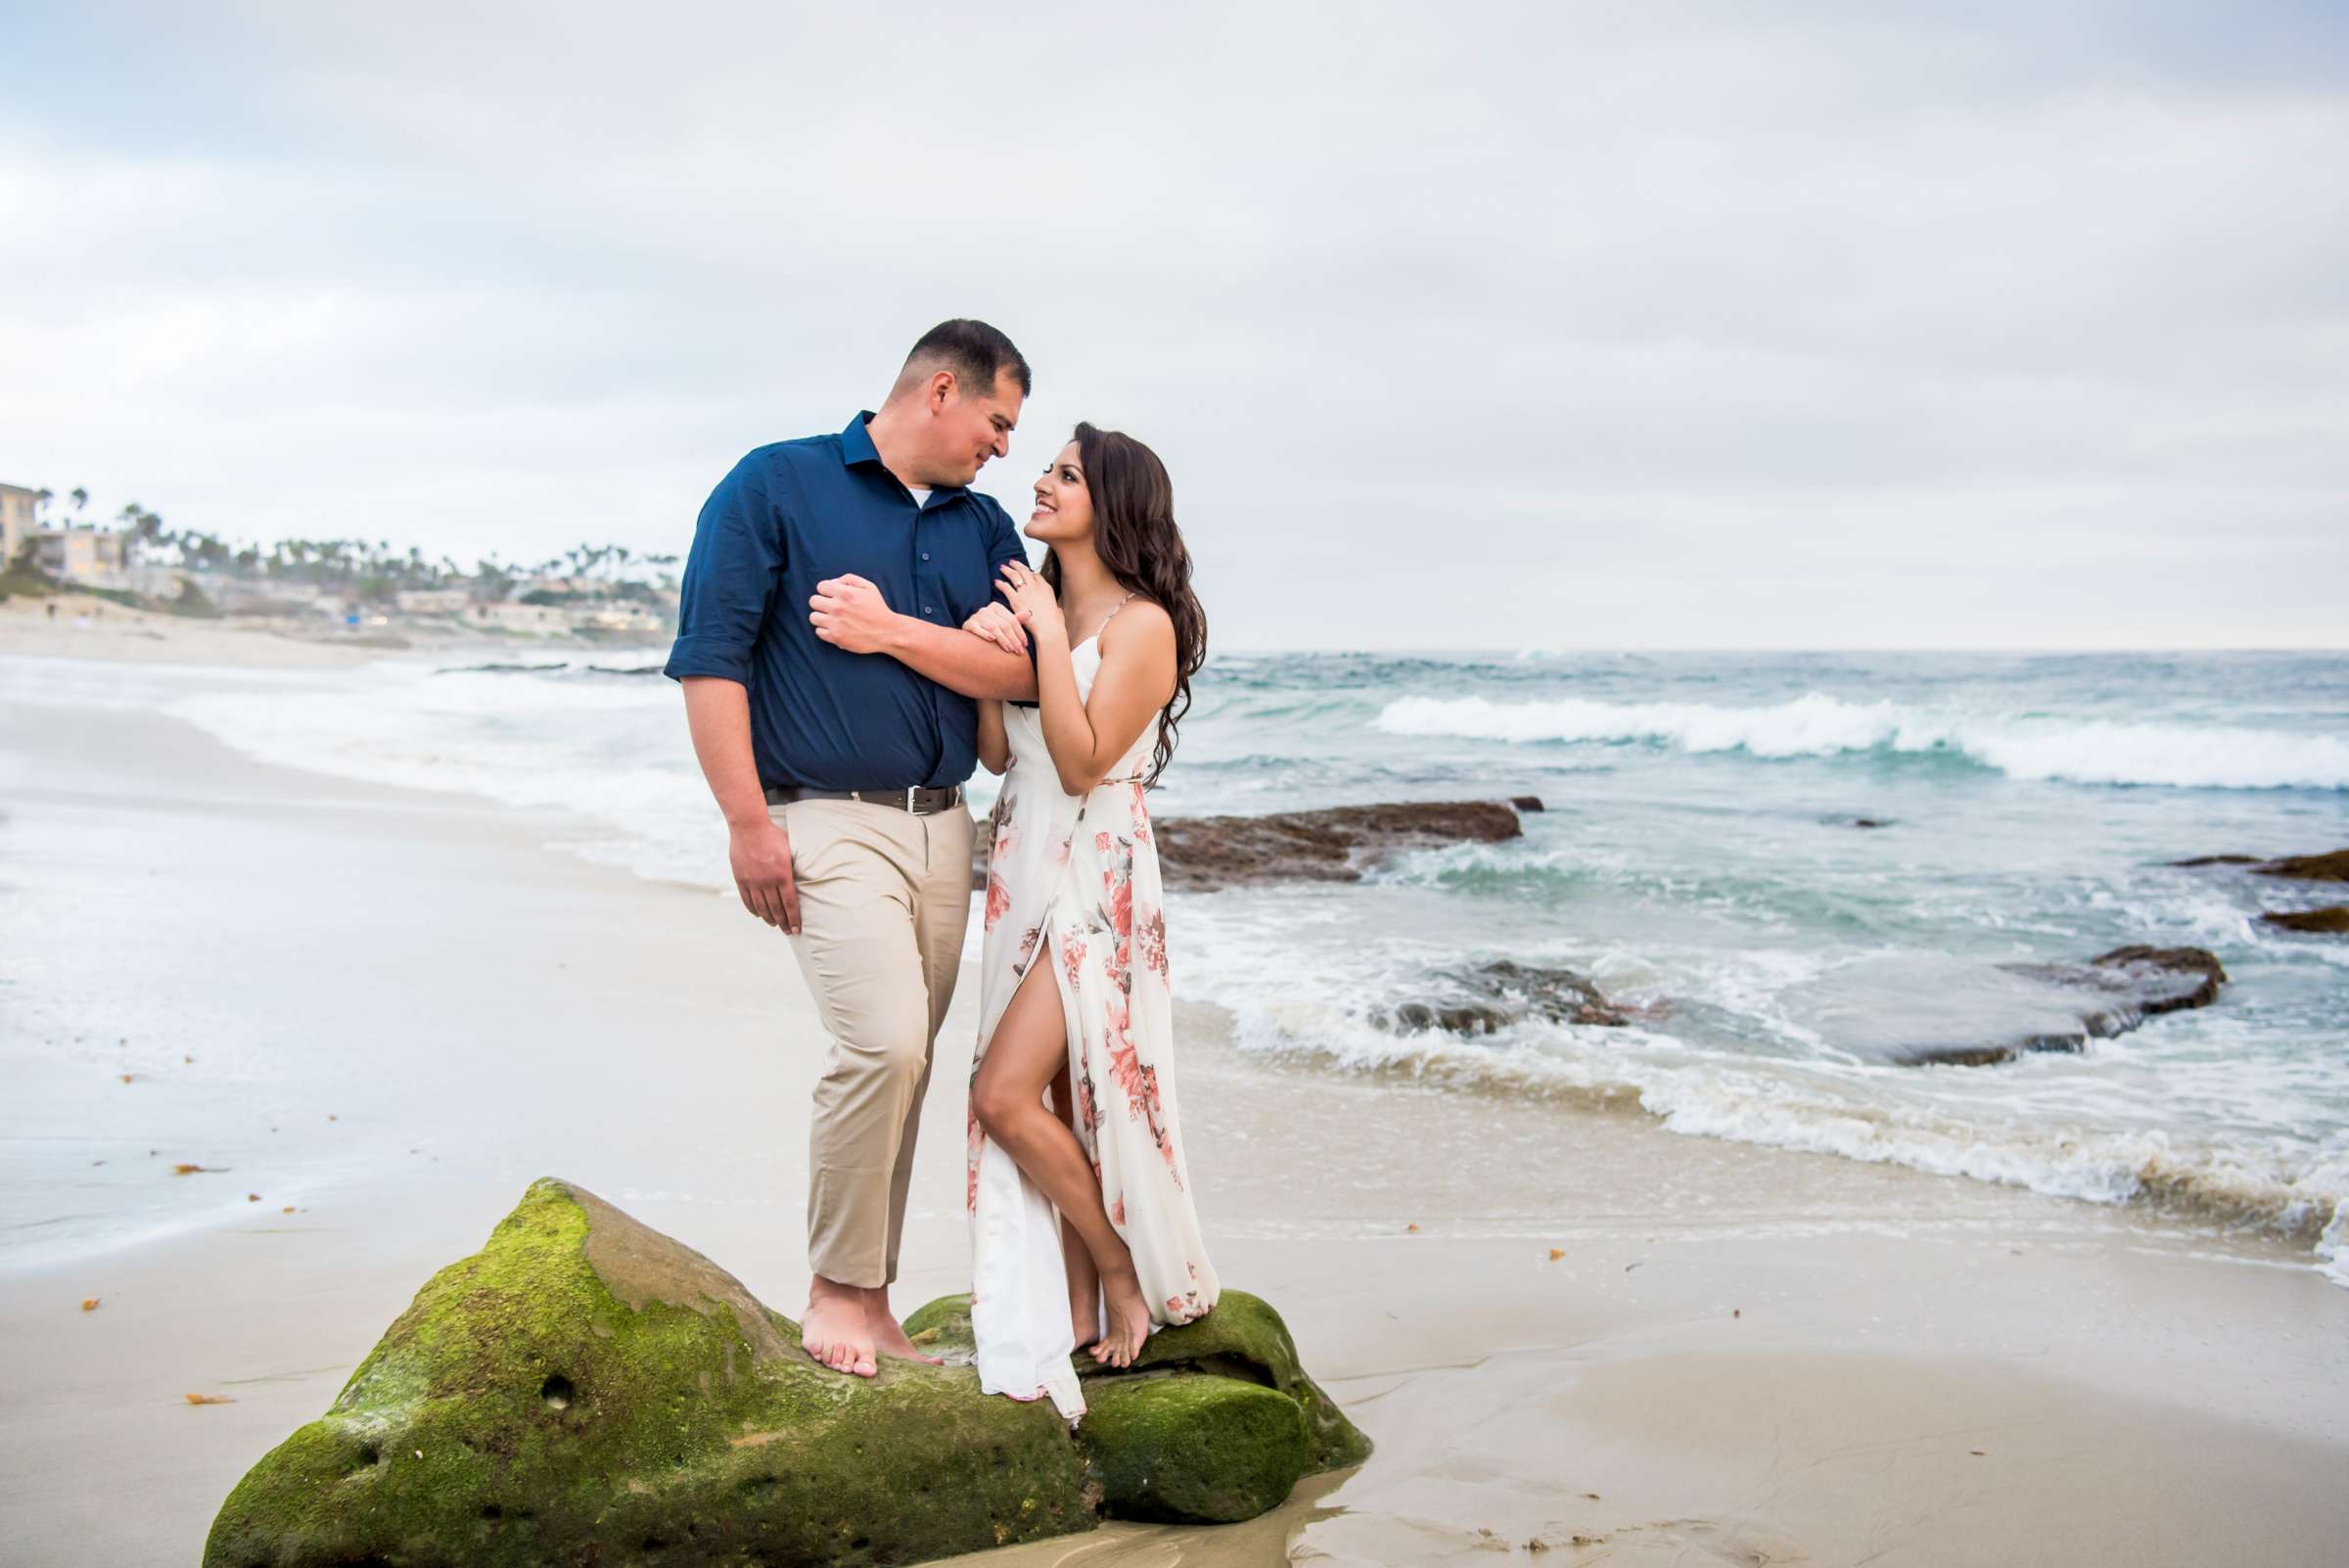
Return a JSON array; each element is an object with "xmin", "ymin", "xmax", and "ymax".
[
  {"xmin": 1215, "ymin": 992, "xmax": 2348, "ymax": 1262},
  {"xmin": 1375, "ymin": 693, "xmax": 2349, "ymax": 791}
]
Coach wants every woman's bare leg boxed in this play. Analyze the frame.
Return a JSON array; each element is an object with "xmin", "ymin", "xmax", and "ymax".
[
  {"xmin": 1050, "ymin": 1059, "xmax": 1103, "ymax": 1350},
  {"xmin": 972, "ymin": 956, "xmax": 1153, "ymax": 1367}
]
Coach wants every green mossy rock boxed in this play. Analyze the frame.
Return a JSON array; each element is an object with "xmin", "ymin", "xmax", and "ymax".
[
  {"xmin": 902, "ymin": 1286, "xmax": 1369, "ymax": 1476},
  {"xmin": 206, "ymin": 1179, "xmax": 1366, "ymax": 1567},
  {"xmin": 1078, "ymin": 1375, "xmax": 1313, "ymax": 1523}
]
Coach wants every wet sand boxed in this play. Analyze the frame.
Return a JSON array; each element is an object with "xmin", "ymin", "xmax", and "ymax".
[{"xmin": 3, "ymin": 664, "xmax": 2345, "ymax": 1567}]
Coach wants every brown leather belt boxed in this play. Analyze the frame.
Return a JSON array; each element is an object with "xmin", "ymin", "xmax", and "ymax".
[{"xmin": 764, "ymin": 783, "xmax": 965, "ymax": 816}]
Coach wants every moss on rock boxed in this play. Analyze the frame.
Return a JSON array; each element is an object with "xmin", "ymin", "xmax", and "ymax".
[
  {"xmin": 1117, "ymin": 1289, "xmax": 1372, "ymax": 1472},
  {"xmin": 901, "ymin": 1287, "xmax": 1367, "ymax": 1475},
  {"xmin": 206, "ymin": 1181, "xmax": 1366, "ymax": 1568},
  {"xmin": 1077, "ymin": 1375, "xmax": 1312, "ymax": 1523}
]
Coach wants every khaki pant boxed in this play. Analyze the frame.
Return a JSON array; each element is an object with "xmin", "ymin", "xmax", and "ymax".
[{"xmin": 776, "ymin": 798, "xmax": 974, "ymax": 1288}]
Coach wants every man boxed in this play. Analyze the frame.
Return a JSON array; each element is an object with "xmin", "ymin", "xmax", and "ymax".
[{"xmin": 666, "ymin": 320, "xmax": 1039, "ymax": 1377}]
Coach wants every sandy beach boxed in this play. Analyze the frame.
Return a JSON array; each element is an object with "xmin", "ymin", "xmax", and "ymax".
[{"xmin": 3, "ymin": 630, "xmax": 2346, "ymax": 1567}]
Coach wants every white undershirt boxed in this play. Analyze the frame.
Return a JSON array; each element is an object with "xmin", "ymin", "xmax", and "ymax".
[{"xmin": 906, "ymin": 486, "xmax": 932, "ymax": 510}]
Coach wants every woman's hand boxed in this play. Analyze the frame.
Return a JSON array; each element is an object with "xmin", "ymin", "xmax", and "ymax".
[
  {"xmin": 961, "ymin": 602, "xmax": 1030, "ymax": 657},
  {"xmin": 995, "ymin": 560, "xmax": 1065, "ymax": 641}
]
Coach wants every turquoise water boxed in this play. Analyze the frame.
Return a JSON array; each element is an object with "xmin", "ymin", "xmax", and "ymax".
[{"xmin": 17, "ymin": 648, "xmax": 2343, "ymax": 1280}]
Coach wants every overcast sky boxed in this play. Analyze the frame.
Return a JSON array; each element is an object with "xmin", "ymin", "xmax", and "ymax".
[{"xmin": 4, "ymin": 2, "xmax": 2345, "ymax": 649}]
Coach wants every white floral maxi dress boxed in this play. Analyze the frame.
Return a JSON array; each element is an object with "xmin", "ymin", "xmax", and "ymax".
[{"xmin": 966, "ymin": 634, "xmax": 1219, "ymax": 1421}]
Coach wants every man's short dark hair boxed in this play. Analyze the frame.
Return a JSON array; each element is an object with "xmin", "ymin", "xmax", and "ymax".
[{"xmin": 905, "ymin": 318, "xmax": 1031, "ymax": 399}]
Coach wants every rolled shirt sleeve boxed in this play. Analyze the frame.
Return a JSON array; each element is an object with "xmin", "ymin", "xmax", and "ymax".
[{"xmin": 664, "ymin": 455, "xmax": 784, "ymax": 684}]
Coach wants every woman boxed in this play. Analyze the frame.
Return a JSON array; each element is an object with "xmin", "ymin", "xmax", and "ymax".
[{"xmin": 957, "ymin": 422, "xmax": 1216, "ymax": 1421}]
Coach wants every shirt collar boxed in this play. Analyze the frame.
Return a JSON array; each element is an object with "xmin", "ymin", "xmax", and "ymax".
[
  {"xmin": 839, "ymin": 411, "xmax": 966, "ymax": 496},
  {"xmin": 840, "ymin": 411, "xmax": 884, "ymax": 469}
]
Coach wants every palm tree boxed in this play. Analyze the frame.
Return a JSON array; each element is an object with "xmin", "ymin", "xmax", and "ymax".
[
  {"xmin": 33, "ymin": 487, "xmax": 51, "ymax": 523},
  {"xmin": 69, "ymin": 486, "xmax": 88, "ymax": 519}
]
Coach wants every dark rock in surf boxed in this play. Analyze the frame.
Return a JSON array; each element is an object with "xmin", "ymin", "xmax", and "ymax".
[
  {"xmin": 1899, "ymin": 945, "xmax": 2229, "ymax": 1067},
  {"xmin": 2260, "ymin": 905, "xmax": 2349, "ymax": 935},
  {"xmin": 1373, "ymin": 959, "xmax": 1630, "ymax": 1037},
  {"xmin": 1151, "ymin": 799, "xmax": 1532, "ymax": 893},
  {"xmin": 2167, "ymin": 848, "xmax": 2349, "ymax": 881},
  {"xmin": 434, "ymin": 660, "xmax": 568, "ymax": 674},
  {"xmin": 972, "ymin": 798, "xmax": 1538, "ymax": 893},
  {"xmin": 2254, "ymin": 849, "xmax": 2349, "ymax": 883}
]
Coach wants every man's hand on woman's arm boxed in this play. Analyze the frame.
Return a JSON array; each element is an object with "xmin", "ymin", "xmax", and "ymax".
[
  {"xmin": 680, "ymin": 676, "xmax": 800, "ymax": 935},
  {"xmin": 808, "ymin": 574, "xmax": 1037, "ymax": 701}
]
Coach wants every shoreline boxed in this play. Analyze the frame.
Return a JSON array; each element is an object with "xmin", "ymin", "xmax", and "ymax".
[{"xmin": 5, "ymin": 651, "xmax": 2348, "ymax": 1565}]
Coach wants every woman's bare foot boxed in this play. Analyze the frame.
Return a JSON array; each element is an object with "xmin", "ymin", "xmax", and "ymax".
[
  {"xmin": 1088, "ymin": 1267, "xmax": 1153, "ymax": 1369},
  {"xmin": 1064, "ymin": 1218, "xmax": 1103, "ymax": 1351},
  {"xmin": 863, "ymin": 1287, "xmax": 944, "ymax": 1365},
  {"xmin": 1069, "ymin": 1292, "xmax": 1102, "ymax": 1353}
]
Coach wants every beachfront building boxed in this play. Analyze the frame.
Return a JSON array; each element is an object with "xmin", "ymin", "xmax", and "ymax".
[
  {"xmin": 393, "ymin": 587, "xmax": 472, "ymax": 616},
  {"xmin": 466, "ymin": 601, "xmax": 569, "ymax": 635},
  {"xmin": 32, "ymin": 527, "xmax": 127, "ymax": 584},
  {"xmin": 0, "ymin": 483, "xmax": 36, "ymax": 567},
  {"xmin": 575, "ymin": 601, "xmax": 666, "ymax": 633}
]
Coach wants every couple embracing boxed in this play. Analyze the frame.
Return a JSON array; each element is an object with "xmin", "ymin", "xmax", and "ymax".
[{"xmin": 664, "ymin": 319, "xmax": 1215, "ymax": 1421}]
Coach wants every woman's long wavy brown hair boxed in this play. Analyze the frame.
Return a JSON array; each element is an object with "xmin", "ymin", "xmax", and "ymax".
[{"xmin": 1039, "ymin": 422, "xmax": 1207, "ymax": 787}]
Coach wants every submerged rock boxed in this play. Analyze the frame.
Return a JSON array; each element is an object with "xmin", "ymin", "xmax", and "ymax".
[
  {"xmin": 970, "ymin": 797, "xmax": 1538, "ymax": 893},
  {"xmin": 2167, "ymin": 848, "xmax": 2349, "ymax": 881},
  {"xmin": 1899, "ymin": 945, "xmax": 2229, "ymax": 1067},
  {"xmin": 205, "ymin": 1180, "xmax": 1366, "ymax": 1567},
  {"xmin": 1371, "ymin": 959, "xmax": 1631, "ymax": 1037},
  {"xmin": 2261, "ymin": 905, "xmax": 2349, "ymax": 935}
]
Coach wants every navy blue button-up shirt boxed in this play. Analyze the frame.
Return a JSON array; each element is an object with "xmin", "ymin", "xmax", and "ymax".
[{"xmin": 664, "ymin": 413, "xmax": 1031, "ymax": 791}]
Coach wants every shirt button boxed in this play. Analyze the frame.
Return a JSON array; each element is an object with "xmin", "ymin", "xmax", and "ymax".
[
  {"xmin": 923, "ymin": 605, "xmax": 935, "ymax": 615},
  {"xmin": 921, "ymin": 551, "xmax": 931, "ymax": 561}
]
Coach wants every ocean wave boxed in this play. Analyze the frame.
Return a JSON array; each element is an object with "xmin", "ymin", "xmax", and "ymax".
[
  {"xmin": 1219, "ymin": 996, "xmax": 2348, "ymax": 1259},
  {"xmin": 1374, "ymin": 693, "xmax": 2349, "ymax": 791}
]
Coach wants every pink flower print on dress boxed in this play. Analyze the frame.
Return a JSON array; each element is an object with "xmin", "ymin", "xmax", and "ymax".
[
  {"xmin": 983, "ymin": 873, "xmax": 1012, "ymax": 934},
  {"xmin": 1136, "ymin": 909, "xmax": 1168, "ymax": 982},
  {"xmin": 1014, "ymin": 924, "xmax": 1040, "ymax": 975},
  {"xmin": 1110, "ymin": 1194, "xmax": 1126, "ymax": 1227},
  {"xmin": 1094, "ymin": 830, "xmax": 1112, "ymax": 856},
  {"xmin": 1061, "ymin": 936, "xmax": 1087, "ymax": 990},
  {"xmin": 1129, "ymin": 782, "xmax": 1151, "ymax": 843},
  {"xmin": 990, "ymin": 820, "xmax": 1018, "ymax": 864}
]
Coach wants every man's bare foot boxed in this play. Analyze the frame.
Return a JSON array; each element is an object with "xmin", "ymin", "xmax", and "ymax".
[
  {"xmin": 862, "ymin": 1287, "xmax": 944, "ymax": 1365},
  {"xmin": 801, "ymin": 1276, "xmax": 878, "ymax": 1377},
  {"xmin": 1087, "ymin": 1268, "xmax": 1152, "ymax": 1369}
]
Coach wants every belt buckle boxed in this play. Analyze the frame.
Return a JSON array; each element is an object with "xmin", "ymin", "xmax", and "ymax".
[{"xmin": 903, "ymin": 786, "xmax": 920, "ymax": 814}]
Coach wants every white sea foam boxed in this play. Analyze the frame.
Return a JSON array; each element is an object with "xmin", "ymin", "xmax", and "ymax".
[
  {"xmin": 1375, "ymin": 692, "xmax": 2349, "ymax": 791},
  {"xmin": 1213, "ymin": 980, "xmax": 2347, "ymax": 1255}
]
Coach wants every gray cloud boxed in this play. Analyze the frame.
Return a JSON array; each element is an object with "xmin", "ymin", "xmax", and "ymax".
[{"xmin": 4, "ymin": 0, "xmax": 2345, "ymax": 647}]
